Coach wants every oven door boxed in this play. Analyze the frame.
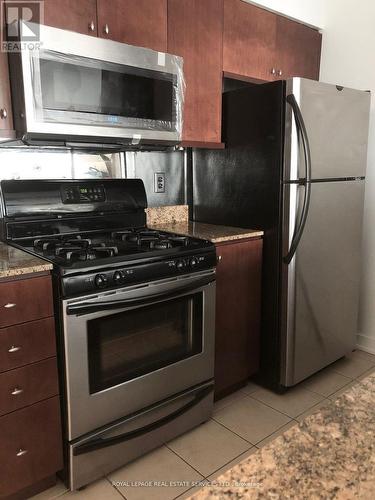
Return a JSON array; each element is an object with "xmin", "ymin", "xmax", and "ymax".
[
  {"xmin": 12, "ymin": 22, "xmax": 183, "ymax": 145},
  {"xmin": 63, "ymin": 270, "xmax": 216, "ymax": 440}
]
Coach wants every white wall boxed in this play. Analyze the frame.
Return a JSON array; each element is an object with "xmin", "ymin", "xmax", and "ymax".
[
  {"xmin": 318, "ymin": 0, "xmax": 375, "ymax": 353},
  {"xmin": 244, "ymin": 0, "xmax": 325, "ymax": 28}
]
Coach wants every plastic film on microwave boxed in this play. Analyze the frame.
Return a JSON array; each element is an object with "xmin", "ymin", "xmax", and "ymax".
[{"xmin": 29, "ymin": 47, "xmax": 185, "ymax": 143}]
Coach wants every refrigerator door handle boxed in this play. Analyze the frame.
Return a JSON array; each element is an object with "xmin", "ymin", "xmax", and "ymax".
[{"xmin": 284, "ymin": 94, "xmax": 312, "ymax": 265}]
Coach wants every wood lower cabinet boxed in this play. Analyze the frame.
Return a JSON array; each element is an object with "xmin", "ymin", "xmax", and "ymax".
[
  {"xmin": 97, "ymin": 0, "xmax": 167, "ymax": 51},
  {"xmin": 0, "ymin": 317, "xmax": 56, "ymax": 372},
  {"xmin": 0, "ymin": 397, "xmax": 63, "ymax": 499},
  {"xmin": 43, "ymin": 0, "xmax": 98, "ymax": 35},
  {"xmin": 214, "ymin": 238, "xmax": 263, "ymax": 399},
  {"xmin": 0, "ymin": 275, "xmax": 53, "ymax": 328},
  {"xmin": 223, "ymin": 0, "xmax": 277, "ymax": 82},
  {"xmin": 168, "ymin": 0, "xmax": 224, "ymax": 147},
  {"xmin": 0, "ymin": 358, "xmax": 59, "ymax": 416},
  {"xmin": 0, "ymin": 273, "xmax": 63, "ymax": 500},
  {"xmin": 276, "ymin": 16, "xmax": 322, "ymax": 80}
]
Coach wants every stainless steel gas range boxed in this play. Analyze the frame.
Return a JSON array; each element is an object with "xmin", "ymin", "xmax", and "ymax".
[{"xmin": 0, "ymin": 179, "xmax": 216, "ymax": 490}]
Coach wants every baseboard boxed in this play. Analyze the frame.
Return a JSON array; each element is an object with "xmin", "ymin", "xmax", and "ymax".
[{"xmin": 356, "ymin": 333, "xmax": 375, "ymax": 355}]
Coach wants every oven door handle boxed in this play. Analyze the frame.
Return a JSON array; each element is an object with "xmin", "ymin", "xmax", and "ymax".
[
  {"xmin": 73, "ymin": 383, "xmax": 214, "ymax": 456},
  {"xmin": 67, "ymin": 275, "xmax": 215, "ymax": 315}
]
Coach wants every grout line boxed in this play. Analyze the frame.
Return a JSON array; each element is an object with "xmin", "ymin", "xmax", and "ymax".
[
  {"xmin": 203, "ymin": 445, "xmax": 255, "ymax": 479},
  {"xmin": 105, "ymin": 475, "xmax": 128, "ymax": 500},
  {"xmin": 245, "ymin": 393, "xmax": 298, "ymax": 420},
  {"xmin": 166, "ymin": 444, "xmax": 206, "ymax": 478},
  {"xmin": 217, "ymin": 391, "xmax": 295, "ymax": 421},
  {"xmin": 299, "ymin": 384, "xmax": 352, "ymax": 398},
  {"xmin": 212, "ymin": 391, "xmax": 249, "ymax": 414},
  {"xmin": 210, "ymin": 416, "xmax": 256, "ymax": 446}
]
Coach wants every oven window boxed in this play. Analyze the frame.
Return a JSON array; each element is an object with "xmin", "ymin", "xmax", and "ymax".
[
  {"xmin": 34, "ymin": 50, "xmax": 175, "ymax": 128},
  {"xmin": 87, "ymin": 293, "xmax": 203, "ymax": 393}
]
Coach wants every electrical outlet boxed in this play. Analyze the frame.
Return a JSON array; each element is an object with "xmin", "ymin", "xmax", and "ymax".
[{"xmin": 154, "ymin": 172, "xmax": 166, "ymax": 193}]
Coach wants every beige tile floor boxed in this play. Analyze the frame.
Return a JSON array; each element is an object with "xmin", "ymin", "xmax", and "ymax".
[{"xmin": 32, "ymin": 349, "xmax": 375, "ymax": 500}]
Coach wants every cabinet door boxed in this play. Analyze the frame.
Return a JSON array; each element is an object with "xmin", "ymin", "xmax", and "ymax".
[
  {"xmin": 223, "ymin": 0, "xmax": 277, "ymax": 82},
  {"xmin": 215, "ymin": 238, "xmax": 262, "ymax": 399},
  {"xmin": 0, "ymin": 397, "xmax": 63, "ymax": 498},
  {"xmin": 276, "ymin": 16, "xmax": 322, "ymax": 80},
  {"xmin": 168, "ymin": 0, "xmax": 223, "ymax": 146},
  {"xmin": 0, "ymin": 275, "xmax": 53, "ymax": 328},
  {"xmin": 97, "ymin": 0, "xmax": 167, "ymax": 51},
  {"xmin": 0, "ymin": 20, "xmax": 13, "ymax": 131},
  {"xmin": 43, "ymin": 0, "xmax": 98, "ymax": 36}
]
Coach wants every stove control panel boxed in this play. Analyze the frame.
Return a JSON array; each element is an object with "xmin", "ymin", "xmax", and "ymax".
[
  {"xmin": 62, "ymin": 251, "xmax": 217, "ymax": 297},
  {"xmin": 61, "ymin": 184, "xmax": 106, "ymax": 204}
]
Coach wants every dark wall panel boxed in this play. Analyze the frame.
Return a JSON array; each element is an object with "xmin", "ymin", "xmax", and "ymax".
[{"xmin": 126, "ymin": 151, "xmax": 185, "ymax": 207}]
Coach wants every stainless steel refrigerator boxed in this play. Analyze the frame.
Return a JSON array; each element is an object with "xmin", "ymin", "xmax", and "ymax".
[{"xmin": 192, "ymin": 78, "xmax": 371, "ymax": 390}]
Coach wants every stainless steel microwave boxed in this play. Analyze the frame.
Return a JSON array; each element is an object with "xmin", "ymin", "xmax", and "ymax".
[{"xmin": 8, "ymin": 22, "xmax": 184, "ymax": 148}]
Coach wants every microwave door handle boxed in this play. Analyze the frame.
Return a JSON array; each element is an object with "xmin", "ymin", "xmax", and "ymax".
[
  {"xmin": 73, "ymin": 384, "xmax": 214, "ymax": 456},
  {"xmin": 67, "ymin": 275, "xmax": 215, "ymax": 315}
]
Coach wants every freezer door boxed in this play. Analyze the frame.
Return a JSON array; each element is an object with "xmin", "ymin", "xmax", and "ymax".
[
  {"xmin": 281, "ymin": 179, "xmax": 365, "ymax": 386},
  {"xmin": 284, "ymin": 78, "xmax": 371, "ymax": 181}
]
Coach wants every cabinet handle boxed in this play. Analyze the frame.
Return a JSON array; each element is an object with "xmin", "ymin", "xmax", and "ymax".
[
  {"xmin": 270, "ymin": 68, "xmax": 276, "ymax": 76},
  {"xmin": 0, "ymin": 108, "xmax": 7, "ymax": 119},
  {"xmin": 8, "ymin": 345, "xmax": 21, "ymax": 353},
  {"xmin": 16, "ymin": 449, "xmax": 28, "ymax": 457},
  {"xmin": 11, "ymin": 387, "xmax": 23, "ymax": 396},
  {"xmin": 4, "ymin": 303, "xmax": 16, "ymax": 308},
  {"xmin": 88, "ymin": 20, "xmax": 95, "ymax": 32},
  {"xmin": 217, "ymin": 255, "xmax": 222, "ymax": 263},
  {"xmin": 278, "ymin": 69, "xmax": 283, "ymax": 76},
  {"xmin": 103, "ymin": 23, "xmax": 109, "ymax": 35}
]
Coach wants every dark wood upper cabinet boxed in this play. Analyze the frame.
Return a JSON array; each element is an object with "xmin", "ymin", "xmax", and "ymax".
[
  {"xmin": 168, "ymin": 0, "xmax": 223, "ymax": 146},
  {"xmin": 214, "ymin": 238, "xmax": 263, "ymax": 399},
  {"xmin": 43, "ymin": 0, "xmax": 98, "ymax": 36},
  {"xmin": 276, "ymin": 16, "xmax": 322, "ymax": 80},
  {"xmin": 0, "ymin": 16, "xmax": 13, "ymax": 131},
  {"xmin": 223, "ymin": 0, "xmax": 321, "ymax": 82},
  {"xmin": 223, "ymin": 0, "xmax": 277, "ymax": 82},
  {"xmin": 97, "ymin": 0, "xmax": 167, "ymax": 51},
  {"xmin": 0, "ymin": 49, "xmax": 13, "ymax": 131}
]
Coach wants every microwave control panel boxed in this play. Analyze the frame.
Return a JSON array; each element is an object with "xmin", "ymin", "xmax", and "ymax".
[{"xmin": 61, "ymin": 184, "xmax": 106, "ymax": 204}]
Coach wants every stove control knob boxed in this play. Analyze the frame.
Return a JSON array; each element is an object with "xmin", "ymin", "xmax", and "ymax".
[
  {"xmin": 176, "ymin": 260, "xmax": 185, "ymax": 271},
  {"xmin": 190, "ymin": 257, "xmax": 198, "ymax": 267},
  {"xmin": 113, "ymin": 271, "xmax": 124, "ymax": 284},
  {"xmin": 95, "ymin": 274, "xmax": 108, "ymax": 288}
]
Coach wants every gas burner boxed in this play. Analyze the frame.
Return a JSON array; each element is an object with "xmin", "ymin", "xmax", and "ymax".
[
  {"xmin": 33, "ymin": 238, "xmax": 61, "ymax": 251},
  {"xmin": 55, "ymin": 247, "xmax": 88, "ymax": 262},
  {"xmin": 64, "ymin": 238, "xmax": 92, "ymax": 248},
  {"xmin": 168, "ymin": 236, "xmax": 189, "ymax": 247},
  {"xmin": 91, "ymin": 246, "xmax": 119, "ymax": 258},
  {"xmin": 150, "ymin": 239, "xmax": 172, "ymax": 250},
  {"xmin": 111, "ymin": 230, "xmax": 134, "ymax": 241}
]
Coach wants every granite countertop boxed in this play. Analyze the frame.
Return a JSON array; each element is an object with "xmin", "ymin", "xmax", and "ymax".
[
  {"xmin": 189, "ymin": 373, "xmax": 375, "ymax": 499},
  {"xmin": 149, "ymin": 221, "xmax": 263, "ymax": 244},
  {"xmin": 0, "ymin": 241, "xmax": 52, "ymax": 278}
]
